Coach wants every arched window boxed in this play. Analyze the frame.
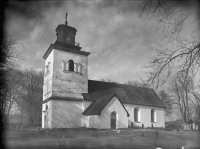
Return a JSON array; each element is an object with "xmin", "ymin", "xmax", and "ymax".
[
  {"xmin": 45, "ymin": 62, "xmax": 51, "ymax": 74},
  {"xmin": 48, "ymin": 62, "xmax": 51, "ymax": 72},
  {"xmin": 46, "ymin": 105, "xmax": 48, "ymax": 110},
  {"xmin": 134, "ymin": 108, "xmax": 138, "ymax": 122},
  {"xmin": 151, "ymin": 109, "xmax": 154, "ymax": 122},
  {"xmin": 151, "ymin": 109, "xmax": 156, "ymax": 122},
  {"xmin": 68, "ymin": 60, "xmax": 74, "ymax": 71},
  {"xmin": 134, "ymin": 108, "xmax": 141, "ymax": 122},
  {"xmin": 45, "ymin": 65, "xmax": 48, "ymax": 74}
]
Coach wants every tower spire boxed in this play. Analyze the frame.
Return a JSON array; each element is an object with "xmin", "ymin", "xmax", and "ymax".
[{"xmin": 65, "ymin": 12, "xmax": 68, "ymax": 25}]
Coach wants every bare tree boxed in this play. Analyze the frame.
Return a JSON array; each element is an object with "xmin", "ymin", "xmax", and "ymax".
[
  {"xmin": 140, "ymin": 0, "xmax": 200, "ymax": 88},
  {"xmin": 0, "ymin": 36, "xmax": 24, "ymax": 125},
  {"xmin": 16, "ymin": 69, "xmax": 43, "ymax": 124},
  {"xmin": 2, "ymin": 69, "xmax": 22, "ymax": 122},
  {"xmin": 169, "ymin": 73, "xmax": 193, "ymax": 122},
  {"xmin": 189, "ymin": 77, "xmax": 200, "ymax": 121},
  {"xmin": 158, "ymin": 90, "xmax": 174, "ymax": 118}
]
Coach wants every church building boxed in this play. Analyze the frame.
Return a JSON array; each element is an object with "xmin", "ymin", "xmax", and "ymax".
[{"xmin": 42, "ymin": 13, "xmax": 165, "ymax": 129}]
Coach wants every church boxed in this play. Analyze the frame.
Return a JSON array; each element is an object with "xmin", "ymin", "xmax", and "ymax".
[{"xmin": 42, "ymin": 13, "xmax": 165, "ymax": 129}]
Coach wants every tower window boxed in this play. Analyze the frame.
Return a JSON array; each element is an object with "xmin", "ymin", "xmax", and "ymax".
[
  {"xmin": 48, "ymin": 62, "xmax": 51, "ymax": 72},
  {"xmin": 45, "ymin": 62, "xmax": 51, "ymax": 75},
  {"xmin": 69, "ymin": 60, "xmax": 74, "ymax": 71},
  {"xmin": 45, "ymin": 65, "xmax": 48, "ymax": 74}
]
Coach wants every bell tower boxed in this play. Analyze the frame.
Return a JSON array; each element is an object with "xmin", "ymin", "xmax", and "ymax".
[
  {"xmin": 42, "ymin": 13, "xmax": 90, "ymax": 102},
  {"xmin": 42, "ymin": 12, "xmax": 90, "ymax": 128}
]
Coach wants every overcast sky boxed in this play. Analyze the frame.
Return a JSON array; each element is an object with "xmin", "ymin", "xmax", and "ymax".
[{"xmin": 5, "ymin": 0, "xmax": 199, "ymax": 85}]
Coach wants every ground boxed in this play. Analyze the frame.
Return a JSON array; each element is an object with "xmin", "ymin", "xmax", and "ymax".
[{"xmin": 3, "ymin": 128, "xmax": 200, "ymax": 149}]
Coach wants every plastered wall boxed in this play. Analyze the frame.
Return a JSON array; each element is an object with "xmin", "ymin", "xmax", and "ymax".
[
  {"xmin": 42, "ymin": 101, "xmax": 53, "ymax": 128},
  {"xmin": 86, "ymin": 96, "xmax": 129, "ymax": 129},
  {"xmin": 52, "ymin": 49, "xmax": 88, "ymax": 99},
  {"xmin": 43, "ymin": 50, "xmax": 54, "ymax": 101},
  {"xmin": 125, "ymin": 104, "xmax": 165, "ymax": 128},
  {"xmin": 51, "ymin": 100, "xmax": 83, "ymax": 128}
]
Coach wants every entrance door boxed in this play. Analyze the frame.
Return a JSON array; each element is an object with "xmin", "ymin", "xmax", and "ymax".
[{"xmin": 111, "ymin": 112, "xmax": 116, "ymax": 129}]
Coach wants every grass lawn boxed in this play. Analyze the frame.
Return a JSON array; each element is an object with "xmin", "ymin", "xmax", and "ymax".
[{"xmin": 2, "ymin": 128, "xmax": 200, "ymax": 149}]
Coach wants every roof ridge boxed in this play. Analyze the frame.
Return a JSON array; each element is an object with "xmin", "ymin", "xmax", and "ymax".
[{"xmin": 88, "ymin": 79, "xmax": 153, "ymax": 90}]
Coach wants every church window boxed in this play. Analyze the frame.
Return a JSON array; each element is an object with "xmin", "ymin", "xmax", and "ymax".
[
  {"xmin": 68, "ymin": 60, "xmax": 74, "ymax": 71},
  {"xmin": 46, "ymin": 105, "xmax": 48, "ymax": 110},
  {"xmin": 151, "ymin": 109, "xmax": 157, "ymax": 122},
  {"xmin": 45, "ymin": 62, "xmax": 51, "ymax": 75},
  {"xmin": 45, "ymin": 65, "xmax": 48, "ymax": 74},
  {"xmin": 48, "ymin": 62, "xmax": 51, "ymax": 72},
  {"xmin": 151, "ymin": 109, "xmax": 154, "ymax": 122},
  {"xmin": 134, "ymin": 108, "xmax": 140, "ymax": 122},
  {"xmin": 134, "ymin": 108, "xmax": 138, "ymax": 122},
  {"xmin": 62, "ymin": 60, "xmax": 82, "ymax": 75}
]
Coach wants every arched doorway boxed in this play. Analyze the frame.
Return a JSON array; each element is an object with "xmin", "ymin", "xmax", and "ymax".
[{"xmin": 111, "ymin": 112, "xmax": 116, "ymax": 129}]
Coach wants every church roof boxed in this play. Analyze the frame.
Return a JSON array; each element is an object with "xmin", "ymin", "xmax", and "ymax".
[
  {"xmin": 82, "ymin": 92, "xmax": 130, "ymax": 116},
  {"xmin": 83, "ymin": 80, "xmax": 165, "ymax": 108},
  {"xmin": 43, "ymin": 44, "xmax": 90, "ymax": 60}
]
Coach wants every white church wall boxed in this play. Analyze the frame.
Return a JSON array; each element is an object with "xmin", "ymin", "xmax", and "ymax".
[
  {"xmin": 125, "ymin": 104, "xmax": 165, "ymax": 128},
  {"xmin": 52, "ymin": 49, "xmax": 88, "ymax": 99},
  {"xmin": 51, "ymin": 100, "xmax": 83, "ymax": 128},
  {"xmin": 88, "ymin": 115, "xmax": 99, "ymax": 128},
  {"xmin": 82, "ymin": 101, "xmax": 93, "ymax": 127},
  {"xmin": 95, "ymin": 96, "xmax": 128, "ymax": 129},
  {"xmin": 43, "ymin": 50, "xmax": 54, "ymax": 101},
  {"xmin": 42, "ymin": 101, "xmax": 53, "ymax": 128}
]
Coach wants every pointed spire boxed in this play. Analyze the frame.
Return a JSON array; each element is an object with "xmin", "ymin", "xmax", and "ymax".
[{"xmin": 65, "ymin": 12, "xmax": 68, "ymax": 25}]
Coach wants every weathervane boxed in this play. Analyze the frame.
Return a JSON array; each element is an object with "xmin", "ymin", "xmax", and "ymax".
[{"xmin": 65, "ymin": 12, "xmax": 68, "ymax": 25}]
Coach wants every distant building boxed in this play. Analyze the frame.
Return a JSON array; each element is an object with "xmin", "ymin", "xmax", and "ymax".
[
  {"xmin": 42, "ymin": 13, "xmax": 165, "ymax": 129},
  {"xmin": 165, "ymin": 119, "xmax": 199, "ymax": 130}
]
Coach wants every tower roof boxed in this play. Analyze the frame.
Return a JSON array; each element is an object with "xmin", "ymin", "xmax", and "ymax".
[{"xmin": 43, "ymin": 44, "xmax": 90, "ymax": 60}]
